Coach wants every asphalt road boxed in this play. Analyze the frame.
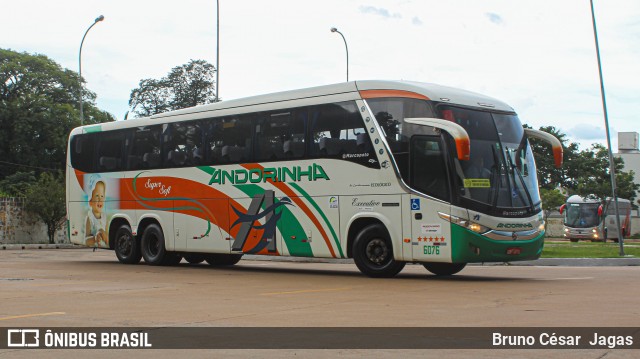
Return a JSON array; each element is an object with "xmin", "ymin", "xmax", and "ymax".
[{"xmin": 0, "ymin": 248, "xmax": 638, "ymax": 358}]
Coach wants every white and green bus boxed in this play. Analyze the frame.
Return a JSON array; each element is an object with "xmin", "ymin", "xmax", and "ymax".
[{"xmin": 66, "ymin": 80, "xmax": 562, "ymax": 277}]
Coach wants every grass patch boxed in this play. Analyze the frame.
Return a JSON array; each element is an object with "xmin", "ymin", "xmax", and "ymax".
[{"xmin": 542, "ymin": 240, "xmax": 640, "ymax": 258}]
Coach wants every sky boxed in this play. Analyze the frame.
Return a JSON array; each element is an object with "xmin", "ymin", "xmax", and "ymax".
[{"xmin": 2, "ymin": 0, "xmax": 639, "ymax": 151}]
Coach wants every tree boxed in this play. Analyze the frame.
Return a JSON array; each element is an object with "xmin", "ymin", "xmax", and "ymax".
[
  {"xmin": 0, "ymin": 48, "xmax": 114, "ymax": 180},
  {"xmin": 0, "ymin": 171, "xmax": 37, "ymax": 196},
  {"xmin": 527, "ymin": 126, "xmax": 639, "ymax": 213},
  {"xmin": 24, "ymin": 172, "xmax": 66, "ymax": 244},
  {"xmin": 128, "ymin": 59, "xmax": 217, "ymax": 117},
  {"xmin": 127, "ymin": 78, "xmax": 171, "ymax": 117},
  {"xmin": 539, "ymin": 188, "xmax": 565, "ymax": 230},
  {"xmin": 526, "ymin": 125, "xmax": 581, "ymax": 190},
  {"xmin": 574, "ymin": 143, "xmax": 639, "ymax": 206}
]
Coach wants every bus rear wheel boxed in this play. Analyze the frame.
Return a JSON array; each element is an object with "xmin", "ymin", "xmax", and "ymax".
[
  {"xmin": 352, "ymin": 224, "xmax": 405, "ymax": 278},
  {"xmin": 184, "ymin": 253, "xmax": 206, "ymax": 264},
  {"xmin": 114, "ymin": 224, "xmax": 141, "ymax": 264},
  {"xmin": 205, "ymin": 253, "xmax": 243, "ymax": 266},
  {"xmin": 140, "ymin": 224, "xmax": 167, "ymax": 266},
  {"xmin": 423, "ymin": 262, "xmax": 466, "ymax": 276}
]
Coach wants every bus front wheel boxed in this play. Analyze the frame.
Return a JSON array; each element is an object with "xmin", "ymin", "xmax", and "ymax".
[
  {"xmin": 205, "ymin": 253, "xmax": 243, "ymax": 266},
  {"xmin": 114, "ymin": 224, "xmax": 141, "ymax": 264},
  {"xmin": 140, "ymin": 224, "xmax": 167, "ymax": 266},
  {"xmin": 352, "ymin": 224, "xmax": 405, "ymax": 278},
  {"xmin": 423, "ymin": 262, "xmax": 466, "ymax": 276}
]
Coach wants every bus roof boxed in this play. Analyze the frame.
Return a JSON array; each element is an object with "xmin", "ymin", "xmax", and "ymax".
[
  {"xmin": 152, "ymin": 80, "xmax": 515, "ymax": 119},
  {"xmin": 73, "ymin": 80, "xmax": 515, "ymax": 135},
  {"xmin": 566, "ymin": 195, "xmax": 631, "ymax": 204}
]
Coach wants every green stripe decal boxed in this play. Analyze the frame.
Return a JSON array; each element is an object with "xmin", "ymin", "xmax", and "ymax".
[
  {"xmin": 289, "ymin": 182, "xmax": 344, "ymax": 258},
  {"xmin": 235, "ymin": 184, "xmax": 313, "ymax": 257},
  {"xmin": 84, "ymin": 125, "xmax": 102, "ymax": 133}
]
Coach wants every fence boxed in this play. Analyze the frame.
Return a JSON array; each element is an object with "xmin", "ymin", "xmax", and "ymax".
[{"xmin": 0, "ymin": 197, "xmax": 68, "ymax": 244}]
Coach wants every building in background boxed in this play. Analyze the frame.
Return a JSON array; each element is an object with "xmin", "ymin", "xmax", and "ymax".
[{"xmin": 616, "ymin": 132, "xmax": 640, "ymax": 212}]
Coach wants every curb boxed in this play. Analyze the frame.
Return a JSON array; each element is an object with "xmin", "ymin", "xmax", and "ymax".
[
  {"xmin": 1, "ymin": 245, "xmax": 638, "ymax": 266},
  {"xmin": 0, "ymin": 244, "xmax": 79, "ymax": 250}
]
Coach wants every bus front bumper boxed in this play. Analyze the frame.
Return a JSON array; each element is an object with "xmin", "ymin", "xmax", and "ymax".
[{"xmin": 450, "ymin": 224, "xmax": 545, "ymax": 263}]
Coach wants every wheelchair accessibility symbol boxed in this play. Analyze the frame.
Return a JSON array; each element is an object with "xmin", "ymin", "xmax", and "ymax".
[{"xmin": 411, "ymin": 199, "xmax": 421, "ymax": 211}]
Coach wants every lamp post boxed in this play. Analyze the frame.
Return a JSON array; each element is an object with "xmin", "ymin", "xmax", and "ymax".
[
  {"xmin": 215, "ymin": 0, "xmax": 220, "ymax": 102},
  {"xmin": 79, "ymin": 15, "xmax": 105, "ymax": 125},
  {"xmin": 330, "ymin": 27, "xmax": 349, "ymax": 82},
  {"xmin": 589, "ymin": 0, "xmax": 624, "ymax": 256}
]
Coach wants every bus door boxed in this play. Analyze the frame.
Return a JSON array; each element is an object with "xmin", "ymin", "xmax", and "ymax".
[{"xmin": 407, "ymin": 136, "xmax": 453, "ymax": 263}]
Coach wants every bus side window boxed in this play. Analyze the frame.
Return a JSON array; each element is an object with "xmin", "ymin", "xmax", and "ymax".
[
  {"xmin": 218, "ymin": 115, "xmax": 253, "ymax": 164},
  {"xmin": 255, "ymin": 109, "xmax": 306, "ymax": 162},
  {"xmin": 96, "ymin": 130, "xmax": 125, "ymax": 172},
  {"xmin": 203, "ymin": 118, "xmax": 224, "ymax": 165},
  {"xmin": 71, "ymin": 133, "xmax": 97, "ymax": 173},
  {"xmin": 308, "ymin": 101, "xmax": 378, "ymax": 168},
  {"xmin": 161, "ymin": 121, "xmax": 203, "ymax": 168},
  {"xmin": 128, "ymin": 125, "xmax": 161, "ymax": 170},
  {"xmin": 410, "ymin": 136, "xmax": 450, "ymax": 201}
]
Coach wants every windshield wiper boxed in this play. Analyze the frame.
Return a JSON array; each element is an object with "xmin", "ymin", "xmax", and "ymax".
[
  {"xmin": 489, "ymin": 145, "xmax": 501, "ymax": 208},
  {"xmin": 504, "ymin": 146, "xmax": 535, "ymax": 213}
]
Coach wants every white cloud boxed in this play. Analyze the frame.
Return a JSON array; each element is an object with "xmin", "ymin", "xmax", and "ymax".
[
  {"xmin": 359, "ymin": 5, "xmax": 402, "ymax": 19},
  {"xmin": 485, "ymin": 12, "xmax": 504, "ymax": 25}
]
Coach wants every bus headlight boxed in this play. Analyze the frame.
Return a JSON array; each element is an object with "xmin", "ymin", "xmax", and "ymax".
[
  {"xmin": 591, "ymin": 228, "xmax": 597, "ymax": 233},
  {"xmin": 564, "ymin": 228, "xmax": 569, "ymax": 232},
  {"xmin": 468, "ymin": 222, "xmax": 490, "ymax": 234}
]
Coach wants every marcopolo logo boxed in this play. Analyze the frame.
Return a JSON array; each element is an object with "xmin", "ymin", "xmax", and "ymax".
[
  {"xmin": 209, "ymin": 164, "xmax": 329, "ymax": 185},
  {"xmin": 496, "ymin": 223, "xmax": 533, "ymax": 229}
]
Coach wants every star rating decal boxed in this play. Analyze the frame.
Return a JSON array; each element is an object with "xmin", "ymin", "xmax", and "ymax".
[{"xmin": 416, "ymin": 236, "xmax": 445, "ymax": 242}]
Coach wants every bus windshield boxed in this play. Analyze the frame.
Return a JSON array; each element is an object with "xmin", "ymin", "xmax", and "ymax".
[
  {"xmin": 365, "ymin": 98, "xmax": 541, "ymax": 217},
  {"xmin": 442, "ymin": 106, "xmax": 541, "ymax": 216},
  {"xmin": 565, "ymin": 203, "xmax": 600, "ymax": 228}
]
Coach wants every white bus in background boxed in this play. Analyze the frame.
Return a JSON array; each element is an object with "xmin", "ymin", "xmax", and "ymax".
[
  {"xmin": 66, "ymin": 80, "xmax": 562, "ymax": 277},
  {"xmin": 560, "ymin": 195, "xmax": 631, "ymax": 242}
]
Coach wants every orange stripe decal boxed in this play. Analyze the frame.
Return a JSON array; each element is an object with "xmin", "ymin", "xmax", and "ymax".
[{"xmin": 359, "ymin": 89, "xmax": 430, "ymax": 100}]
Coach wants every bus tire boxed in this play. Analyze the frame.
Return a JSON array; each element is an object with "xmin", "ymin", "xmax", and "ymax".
[
  {"xmin": 423, "ymin": 262, "xmax": 466, "ymax": 276},
  {"xmin": 205, "ymin": 253, "xmax": 243, "ymax": 266},
  {"xmin": 163, "ymin": 253, "xmax": 182, "ymax": 266},
  {"xmin": 114, "ymin": 224, "xmax": 141, "ymax": 264},
  {"xmin": 569, "ymin": 238, "xmax": 579, "ymax": 243},
  {"xmin": 352, "ymin": 224, "xmax": 405, "ymax": 278},
  {"xmin": 184, "ymin": 253, "xmax": 206, "ymax": 264},
  {"xmin": 140, "ymin": 224, "xmax": 167, "ymax": 266}
]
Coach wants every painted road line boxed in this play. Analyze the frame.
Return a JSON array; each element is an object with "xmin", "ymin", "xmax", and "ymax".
[
  {"xmin": 261, "ymin": 287, "xmax": 351, "ymax": 296},
  {"xmin": 533, "ymin": 277, "xmax": 594, "ymax": 281},
  {"xmin": 0, "ymin": 312, "xmax": 66, "ymax": 321}
]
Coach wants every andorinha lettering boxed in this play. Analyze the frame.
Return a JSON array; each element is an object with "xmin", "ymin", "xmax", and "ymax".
[{"xmin": 208, "ymin": 164, "xmax": 330, "ymax": 185}]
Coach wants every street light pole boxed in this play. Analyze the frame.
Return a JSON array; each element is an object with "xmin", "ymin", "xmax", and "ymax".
[
  {"xmin": 215, "ymin": 0, "xmax": 220, "ymax": 102},
  {"xmin": 589, "ymin": 0, "xmax": 624, "ymax": 256},
  {"xmin": 331, "ymin": 27, "xmax": 349, "ymax": 82},
  {"xmin": 79, "ymin": 15, "xmax": 105, "ymax": 125}
]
